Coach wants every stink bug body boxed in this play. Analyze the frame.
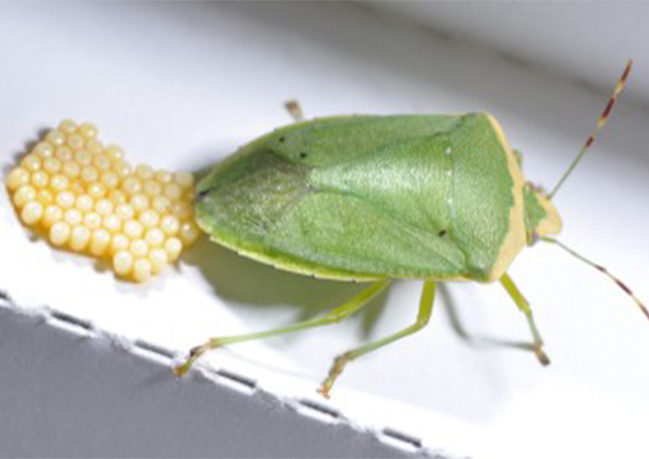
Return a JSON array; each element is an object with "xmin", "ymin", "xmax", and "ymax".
[{"xmin": 175, "ymin": 61, "xmax": 645, "ymax": 398}]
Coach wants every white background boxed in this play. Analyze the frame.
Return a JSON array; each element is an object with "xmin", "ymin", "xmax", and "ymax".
[{"xmin": 1, "ymin": 2, "xmax": 649, "ymax": 458}]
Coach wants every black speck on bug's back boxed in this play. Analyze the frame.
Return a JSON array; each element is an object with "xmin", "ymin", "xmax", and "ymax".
[
  {"xmin": 438, "ymin": 229, "xmax": 447, "ymax": 237},
  {"xmin": 278, "ymin": 136, "xmax": 286, "ymax": 143},
  {"xmin": 299, "ymin": 152, "xmax": 308, "ymax": 159}
]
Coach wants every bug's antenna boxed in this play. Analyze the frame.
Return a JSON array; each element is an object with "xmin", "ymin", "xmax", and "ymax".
[
  {"xmin": 541, "ymin": 236, "xmax": 649, "ymax": 322},
  {"xmin": 548, "ymin": 60, "xmax": 633, "ymax": 200}
]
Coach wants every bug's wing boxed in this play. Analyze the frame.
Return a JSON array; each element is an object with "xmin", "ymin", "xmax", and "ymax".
[
  {"xmin": 263, "ymin": 190, "xmax": 468, "ymax": 279},
  {"xmin": 196, "ymin": 116, "xmax": 471, "ymax": 280}
]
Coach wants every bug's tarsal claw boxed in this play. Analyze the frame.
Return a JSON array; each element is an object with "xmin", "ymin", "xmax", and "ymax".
[
  {"xmin": 172, "ymin": 341, "xmax": 218, "ymax": 377},
  {"xmin": 533, "ymin": 345, "xmax": 551, "ymax": 366},
  {"xmin": 318, "ymin": 353, "xmax": 351, "ymax": 399},
  {"xmin": 172, "ymin": 358, "xmax": 195, "ymax": 377}
]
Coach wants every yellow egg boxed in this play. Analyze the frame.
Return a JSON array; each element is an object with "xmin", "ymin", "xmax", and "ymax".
[
  {"xmin": 13, "ymin": 185, "xmax": 37, "ymax": 208},
  {"xmin": 174, "ymin": 171, "xmax": 194, "ymax": 189},
  {"xmin": 139, "ymin": 209, "xmax": 159, "ymax": 228},
  {"xmin": 8, "ymin": 120, "xmax": 198, "ymax": 282},
  {"xmin": 50, "ymin": 174, "xmax": 70, "ymax": 192},
  {"xmin": 21, "ymin": 154, "xmax": 42, "ymax": 172},
  {"xmin": 136, "ymin": 164, "xmax": 154, "ymax": 180},
  {"xmin": 42, "ymin": 205, "xmax": 64, "ymax": 228},
  {"xmin": 7, "ymin": 168, "xmax": 31, "ymax": 190},
  {"xmin": 89, "ymin": 229, "xmax": 111, "ymax": 256},
  {"xmin": 179, "ymin": 221, "xmax": 200, "ymax": 246},
  {"xmin": 163, "ymin": 183, "xmax": 183, "ymax": 201},
  {"xmin": 105, "ymin": 144, "xmax": 124, "ymax": 160},
  {"xmin": 49, "ymin": 221, "xmax": 71, "ymax": 246},
  {"xmin": 33, "ymin": 142, "xmax": 54, "ymax": 158},
  {"xmin": 133, "ymin": 258, "xmax": 152, "ymax": 282},
  {"xmin": 36, "ymin": 189, "xmax": 54, "ymax": 205},
  {"xmin": 100, "ymin": 171, "xmax": 119, "ymax": 189},
  {"xmin": 59, "ymin": 119, "xmax": 77, "ymax": 134},
  {"xmin": 70, "ymin": 225, "xmax": 91, "ymax": 251},
  {"xmin": 75, "ymin": 150, "xmax": 93, "ymax": 166},
  {"xmin": 75, "ymin": 194, "xmax": 94, "ymax": 212},
  {"xmin": 87, "ymin": 139, "xmax": 104, "ymax": 155},
  {"xmin": 67, "ymin": 134, "xmax": 85, "ymax": 150},
  {"xmin": 62, "ymin": 161, "xmax": 81, "ymax": 179},
  {"xmin": 79, "ymin": 122, "xmax": 98, "ymax": 139},
  {"xmin": 113, "ymin": 250, "xmax": 134, "ymax": 276},
  {"xmin": 55, "ymin": 146, "xmax": 74, "ymax": 162},
  {"xmin": 144, "ymin": 228, "xmax": 165, "ymax": 247},
  {"xmin": 123, "ymin": 220, "xmax": 144, "ymax": 239},
  {"xmin": 149, "ymin": 248, "xmax": 169, "ymax": 274},
  {"xmin": 64, "ymin": 208, "xmax": 83, "ymax": 226},
  {"xmin": 87, "ymin": 182, "xmax": 107, "ymax": 199},
  {"xmin": 43, "ymin": 157, "xmax": 62, "ymax": 174},
  {"xmin": 102, "ymin": 214, "xmax": 122, "ymax": 233},
  {"xmin": 115, "ymin": 203, "xmax": 135, "ymax": 220},
  {"xmin": 129, "ymin": 193, "xmax": 149, "ymax": 212},
  {"xmin": 21, "ymin": 201, "xmax": 44, "ymax": 225},
  {"xmin": 110, "ymin": 234, "xmax": 130, "ymax": 255},
  {"xmin": 121, "ymin": 176, "xmax": 142, "ymax": 195},
  {"xmin": 81, "ymin": 166, "xmax": 99, "ymax": 184},
  {"xmin": 143, "ymin": 179, "xmax": 162, "ymax": 197},
  {"xmin": 165, "ymin": 237, "xmax": 183, "ymax": 261},
  {"xmin": 94, "ymin": 154, "xmax": 111, "ymax": 171},
  {"xmin": 46, "ymin": 129, "xmax": 66, "ymax": 146},
  {"xmin": 160, "ymin": 215, "xmax": 180, "ymax": 236},
  {"xmin": 83, "ymin": 212, "xmax": 102, "ymax": 230},
  {"xmin": 55, "ymin": 191, "xmax": 75, "ymax": 208}
]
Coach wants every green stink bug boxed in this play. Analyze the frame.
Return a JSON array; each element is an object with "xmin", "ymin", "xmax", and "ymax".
[{"xmin": 175, "ymin": 61, "xmax": 645, "ymax": 398}]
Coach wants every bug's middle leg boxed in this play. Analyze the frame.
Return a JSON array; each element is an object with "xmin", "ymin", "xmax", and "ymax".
[
  {"xmin": 173, "ymin": 279, "xmax": 391, "ymax": 377},
  {"xmin": 318, "ymin": 280, "xmax": 437, "ymax": 398},
  {"xmin": 500, "ymin": 272, "xmax": 550, "ymax": 365}
]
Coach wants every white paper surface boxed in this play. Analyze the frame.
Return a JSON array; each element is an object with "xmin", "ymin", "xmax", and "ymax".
[{"xmin": 1, "ymin": 2, "xmax": 649, "ymax": 458}]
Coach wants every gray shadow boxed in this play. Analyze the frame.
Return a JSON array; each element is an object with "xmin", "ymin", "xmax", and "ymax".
[
  {"xmin": 182, "ymin": 235, "xmax": 390, "ymax": 345},
  {"xmin": 438, "ymin": 283, "xmax": 542, "ymax": 359}
]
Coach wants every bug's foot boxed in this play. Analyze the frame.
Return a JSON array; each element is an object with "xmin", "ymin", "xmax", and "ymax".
[
  {"xmin": 285, "ymin": 100, "xmax": 305, "ymax": 122},
  {"xmin": 317, "ymin": 353, "xmax": 350, "ymax": 399},
  {"xmin": 172, "ymin": 342, "xmax": 215, "ymax": 377},
  {"xmin": 172, "ymin": 357, "xmax": 196, "ymax": 377},
  {"xmin": 534, "ymin": 345, "xmax": 551, "ymax": 366}
]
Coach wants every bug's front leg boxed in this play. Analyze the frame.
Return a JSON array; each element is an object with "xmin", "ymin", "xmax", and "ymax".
[
  {"xmin": 318, "ymin": 280, "xmax": 437, "ymax": 398},
  {"xmin": 500, "ymin": 273, "xmax": 550, "ymax": 365},
  {"xmin": 173, "ymin": 280, "xmax": 391, "ymax": 377}
]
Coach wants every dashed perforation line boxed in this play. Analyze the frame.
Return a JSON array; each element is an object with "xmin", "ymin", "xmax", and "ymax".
[{"xmin": 0, "ymin": 293, "xmax": 441, "ymax": 457}]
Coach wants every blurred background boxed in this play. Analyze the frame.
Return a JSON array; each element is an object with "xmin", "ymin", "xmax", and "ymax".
[{"xmin": 1, "ymin": 2, "xmax": 648, "ymax": 458}]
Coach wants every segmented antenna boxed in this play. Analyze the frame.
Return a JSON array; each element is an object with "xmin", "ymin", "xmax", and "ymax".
[
  {"xmin": 541, "ymin": 236, "xmax": 649, "ymax": 321},
  {"xmin": 549, "ymin": 60, "xmax": 633, "ymax": 199}
]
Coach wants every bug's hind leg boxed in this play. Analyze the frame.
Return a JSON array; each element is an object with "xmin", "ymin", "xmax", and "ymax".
[
  {"xmin": 173, "ymin": 280, "xmax": 390, "ymax": 377},
  {"xmin": 285, "ymin": 99, "xmax": 305, "ymax": 122},
  {"xmin": 318, "ymin": 280, "xmax": 437, "ymax": 398},
  {"xmin": 500, "ymin": 273, "xmax": 550, "ymax": 365}
]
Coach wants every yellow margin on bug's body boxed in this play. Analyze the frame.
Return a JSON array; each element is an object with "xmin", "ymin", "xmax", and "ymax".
[{"xmin": 487, "ymin": 114, "xmax": 526, "ymax": 282}]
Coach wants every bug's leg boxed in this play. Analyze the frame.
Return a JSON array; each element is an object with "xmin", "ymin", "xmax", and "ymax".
[
  {"xmin": 318, "ymin": 280, "xmax": 436, "ymax": 398},
  {"xmin": 285, "ymin": 99, "xmax": 305, "ymax": 122},
  {"xmin": 173, "ymin": 279, "xmax": 390, "ymax": 377},
  {"xmin": 500, "ymin": 273, "xmax": 550, "ymax": 365}
]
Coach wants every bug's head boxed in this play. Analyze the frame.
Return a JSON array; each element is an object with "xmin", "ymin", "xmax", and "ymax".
[{"xmin": 524, "ymin": 182, "xmax": 562, "ymax": 245}]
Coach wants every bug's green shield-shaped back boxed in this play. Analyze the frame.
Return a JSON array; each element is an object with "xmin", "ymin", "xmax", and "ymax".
[{"xmin": 196, "ymin": 113, "xmax": 525, "ymax": 282}]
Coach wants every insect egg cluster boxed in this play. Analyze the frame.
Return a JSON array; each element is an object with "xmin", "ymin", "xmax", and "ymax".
[{"xmin": 5, "ymin": 119, "xmax": 201, "ymax": 282}]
